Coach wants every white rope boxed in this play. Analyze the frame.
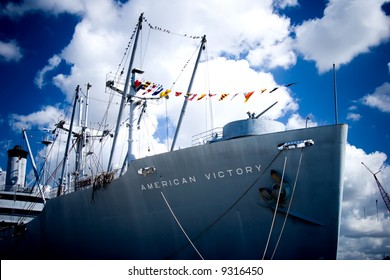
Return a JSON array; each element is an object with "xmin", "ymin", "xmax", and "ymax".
[
  {"xmin": 270, "ymin": 149, "xmax": 304, "ymax": 259},
  {"xmin": 160, "ymin": 192, "xmax": 204, "ymax": 260},
  {"xmin": 262, "ymin": 153, "xmax": 288, "ymax": 260}
]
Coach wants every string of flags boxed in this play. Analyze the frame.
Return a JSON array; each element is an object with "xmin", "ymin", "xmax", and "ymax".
[
  {"xmin": 131, "ymin": 80, "xmax": 297, "ymax": 103},
  {"xmin": 106, "ymin": 79, "xmax": 297, "ymax": 103},
  {"xmin": 142, "ymin": 17, "xmax": 202, "ymax": 40}
]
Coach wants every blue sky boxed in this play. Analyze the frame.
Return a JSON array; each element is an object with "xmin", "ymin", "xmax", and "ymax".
[{"xmin": 0, "ymin": 0, "xmax": 390, "ymax": 259}]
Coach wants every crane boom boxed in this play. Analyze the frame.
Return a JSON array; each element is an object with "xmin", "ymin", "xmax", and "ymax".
[{"xmin": 362, "ymin": 162, "xmax": 390, "ymax": 212}]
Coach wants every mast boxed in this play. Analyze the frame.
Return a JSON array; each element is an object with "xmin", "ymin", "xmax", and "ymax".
[
  {"xmin": 127, "ymin": 69, "xmax": 143, "ymax": 165},
  {"xmin": 170, "ymin": 35, "xmax": 207, "ymax": 151},
  {"xmin": 75, "ymin": 83, "xmax": 91, "ymax": 181},
  {"xmin": 107, "ymin": 13, "xmax": 143, "ymax": 172},
  {"xmin": 75, "ymin": 94, "xmax": 83, "ymax": 179},
  {"xmin": 57, "ymin": 85, "xmax": 79, "ymax": 196},
  {"xmin": 81, "ymin": 83, "xmax": 91, "ymax": 176},
  {"xmin": 41, "ymin": 133, "xmax": 53, "ymax": 189}
]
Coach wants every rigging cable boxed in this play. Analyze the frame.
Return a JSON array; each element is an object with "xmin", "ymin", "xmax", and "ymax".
[
  {"xmin": 166, "ymin": 149, "xmax": 283, "ymax": 259},
  {"xmin": 163, "ymin": 41, "xmax": 203, "ymax": 149},
  {"xmin": 144, "ymin": 107, "xmax": 167, "ymax": 155},
  {"xmin": 139, "ymin": 23, "xmax": 152, "ymax": 69},
  {"xmin": 165, "ymin": 98, "xmax": 170, "ymax": 151},
  {"xmin": 16, "ymin": 132, "xmax": 81, "ymax": 224},
  {"xmin": 99, "ymin": 24, "xmax": 137, "ymax": 146},
  {"xmin": 204, "ymin": 43, "xmax": 214, "ymax": 131},
  {"xmin": 142, "ymin": 17, "xmax": 201, "ymax": 39},
  {"xmin": 270, "ymin": 148, "xmax": 304, "ymax": 259},
  {"xmin": 161, "ymin": 191, "xmax": 204, "ymax": 260},
  {"xmin": 262, "ymin": 152, "xmax": 288, "ymax": 260}
]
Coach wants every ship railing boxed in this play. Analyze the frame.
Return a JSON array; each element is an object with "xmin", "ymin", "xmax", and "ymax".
[
  {"xmin": 192, "ymin": 127, "xmax": 223, "ymax": 146},
  {"xmin": 71, "ymin": 171, "xmax": 117, "ymax": 192},
  {"xmin": 0, "ymin": 184, "xmax": 33, "ymax": 193}
]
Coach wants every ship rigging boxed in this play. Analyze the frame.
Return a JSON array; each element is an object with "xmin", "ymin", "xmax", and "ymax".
[{"xmin": 1, "ymin": 14, "xmax": 348, "ymax": 260}]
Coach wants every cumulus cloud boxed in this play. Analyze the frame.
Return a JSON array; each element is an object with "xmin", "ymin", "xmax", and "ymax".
[
  {"xmin": 0, "ymin": 0, "xmax": 84, "ymax": 18},
  {"xmin": 294, "ymin": 0, "xmax": 390, "ymax": 73},
  {"xmin": 361, "ymin": 82, "xmax": 390, "ymax": 113},
  {"xmin": 34, "ymin": 55, "xmax": 62, "ymax": 88},
  {"xmin": 8, "ymin": 105, "xmax": 64, "ymax": 132},
  {"xmin": 274, "ymin": 0, "xmax": 299, "ymax": 9},
  {"xmin": 338, "ymin": 144, "xmax": 390, "ymax": 259},
  {"xmin": 285, "ymin": 113, "xmax": 317, "ymax": 130},
  {"xmin": 0, "ymin": 40, "xmax": 23, "ymax": 62},
  {"xmin": 20, "ymin": 0, "xmax": 300, "ymax": 152},
  {"xmin": 247, "ymin": 37, "xmax": 296, "ymax": 69}
]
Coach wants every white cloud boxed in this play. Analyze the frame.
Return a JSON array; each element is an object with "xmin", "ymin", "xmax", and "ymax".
[
  {"xmin": 247, "ymin": 37, "xmax": 296, "ymax": 69},
  {"xmin": 346, "ymin": 103, "xmax": 362, "ymax": 122},
  {"xmin": 8, "ymin": 105, "xmax": 64, "ymax": 132},
  {"xmin": 274, "ymin": 0, "xmax": 299, "ymax": 9},
  {"xmin": 34, "ymin": 55, "xmax": 62, "ymax": 88},
  {"xmin": 346, "ymin": 112, "xmax": 362, "ymax": 122},
  {"xmin": 0, "ymin": 40, "xmax": 23, "ymax": 62},
  {"xmin": 294, "ymin": 0, "xmax": 390, "ymax": 73},
  {"xmin": 360, "ymin": 82, "xmax": 390, "ymax": 113},
  {"xmin": 348, "ymin": 105, "xmax": 358, "ymax": 111},
  {"xmin": 285, "ymin": 113, "xmax": 317, "ymax": 130},
  {"xmin": 338, "ymin": 144, "xmax": 390, "ymax": 259},
  {"xmin": 0, "ymin": 0, "xmax": 84, "ymax": 18},
  {"xmin": 23, "ymin": 0, "xmax": 300, "ymax": 152}
]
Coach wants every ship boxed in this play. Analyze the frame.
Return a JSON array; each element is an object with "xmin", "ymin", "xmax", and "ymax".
[
  {"xmin": 0, "ymin": 145, "xmax": 46, "ymax": 232},
  {"xmin": 0, "ymin": 131, "xmax": 55, "ymax": 237},
  {"xmin": 0, "ymin": 14, "xmax": 347, "ymax": 260}
]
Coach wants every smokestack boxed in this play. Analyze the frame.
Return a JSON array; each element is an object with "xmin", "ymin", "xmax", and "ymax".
[{"xmin": 5, "ymin": 145, "xmax": 28, "ymax": 191}]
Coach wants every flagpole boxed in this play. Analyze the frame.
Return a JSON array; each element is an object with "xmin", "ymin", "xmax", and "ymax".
[
  {"xmin": 170, "ymin": 35, "xmax": 207, "ymax": 151},
  {"xmin": 333, "ymin": 63, "xmax": 339, "ymax": 124},
  {"xmin": 107, "ymin": 13, "xmax": 143, "ymax": 172}
]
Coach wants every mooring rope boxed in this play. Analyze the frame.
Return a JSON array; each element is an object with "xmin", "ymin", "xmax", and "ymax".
[
  {"xmin": 160, "ymin": 191, "xmax": 204, "ymax": 260},
  {"xmin": 165, "ymin": 149, "xmax": 283, "ymax": 259},
  {"xmin": 270, "ymin": 148, "xmax": 304, "ymax": 259},
  {"xmin": 262, "ymin": 152, "xmax": 288, "ymax": 260}
]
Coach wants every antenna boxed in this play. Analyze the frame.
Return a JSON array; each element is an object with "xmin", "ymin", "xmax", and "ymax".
[{"xmin": 333, "ymin": 63, "xmax": 339, "ymax": 124}]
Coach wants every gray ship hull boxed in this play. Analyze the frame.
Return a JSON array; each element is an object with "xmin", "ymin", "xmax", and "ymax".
[{"xmin": 1, "ymin": 124, "xmax": 347, "ymax": 259}]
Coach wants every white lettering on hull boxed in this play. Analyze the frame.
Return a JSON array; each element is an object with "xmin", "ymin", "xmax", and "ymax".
[{"xmin": 140, "ymin": 164, "xmax": 261, "ymax": 191}]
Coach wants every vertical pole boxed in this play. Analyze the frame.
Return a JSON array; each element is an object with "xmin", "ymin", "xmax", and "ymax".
[
  {"xmin": 107, "ymin": 13, "xmax": 143, "ymax": 172},
  {"xmin": 22, "ymin": 129, "xmax": 46, "ymax": 203},
  {"xmin": 333, "ymin": 63, "xmax": 338, "ymax": 124},
  {"xmin": 57, "ymin": 85, "xmax": 79, "ymax": 196},
  {"xmin": 75, "ymin": 95, "xmax": 83, "ymax": 178},
  {"xmin": 171, "ymin": 35, "xmax": 207, "ymax": 151},
  {"xmin": 81, "ymin": 83, "xmax": 91, "ymax": 178}
]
